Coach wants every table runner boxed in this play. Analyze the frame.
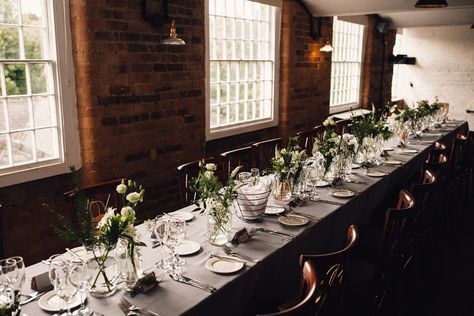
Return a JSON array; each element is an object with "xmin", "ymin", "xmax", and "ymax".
[{"xmin": 21, "ymin": 121, "xmax": 468, "ymax": 316}]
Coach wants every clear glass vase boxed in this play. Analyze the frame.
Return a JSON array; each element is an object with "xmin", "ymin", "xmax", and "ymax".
[
  {"xmin": 207, "ymin": 214, "xmax": 232, "ymax": 246},
  {"xmin": 86, "ymin": 245, "xmax": 119, "ymax": 298},
  {"xmin": 116, "ymin": 239, "xmax": 143, "ymax": 290},
  {"xmin": 272, "ymin": 177, "xmax": 292, "ymax": 201}
]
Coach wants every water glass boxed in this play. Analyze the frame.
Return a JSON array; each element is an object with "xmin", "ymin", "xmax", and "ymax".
[
  {"xmin": 250, "ymin": 168, "xmax": 260, "ymax": 185},
  {"xmin": 154, "ymin": 214, "xmax": 170, "ymax": 270},
  {"xmin": 69, "ymin": 262, "xmax": 93, "ymax": 316},
  {"xmin": 163, "ymin": 217, "xmax": 186, "ymax": 275},
  {"xmin": 238, "ymin": 172, "xmax": 251, "ymax": 184},
  {"xmin": 49, "ymin": 254, "xmax": 77, "ymax": 316},
  {"xmin": 0, "ymin": 259, "xmax": 18, "ymax": 290}
]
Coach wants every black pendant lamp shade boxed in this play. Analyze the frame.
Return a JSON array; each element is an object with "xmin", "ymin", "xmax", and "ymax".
[{"xmin": 415, "ymin": 0, "xmax": 448, "ymax": 8}]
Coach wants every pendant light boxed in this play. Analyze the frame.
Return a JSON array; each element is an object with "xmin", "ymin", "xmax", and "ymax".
[
  {"xmin": 161, "ymin": 20, "xmax": 185, "ymax": 45},
  {"xmin": 415, "ymin": 0, "xmax": 448, "ymax": 8},
  {"xmin": 320, "ymin": 41, "xmax": 333, "ymax": 52}
]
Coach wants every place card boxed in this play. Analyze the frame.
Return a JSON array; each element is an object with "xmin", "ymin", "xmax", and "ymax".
[{"xmin": 130, "ymin": 272, "xmax": 159, "ymax": 297}]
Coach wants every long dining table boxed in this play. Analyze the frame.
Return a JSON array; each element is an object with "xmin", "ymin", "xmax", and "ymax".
[{"xmin": 21, "ymin": 120, "xmax": 469, "ymax": 316}]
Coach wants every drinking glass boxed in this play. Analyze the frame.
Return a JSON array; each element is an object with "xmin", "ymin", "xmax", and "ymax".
[
  {"xmin": 69, "ymin": 262, "xmax": 93, "ymax": 316},
  {"xmin": 154, "ymin": 214, "xmax": 170, "ymax": 270},
  {"xmin": 250, "ymin": 168, "xmax": 260, "ymax": 185},
  {"xmin": 0, "ymin": 259, "xmax": 18, "ymax": 290},
  {"xmin": 163, "ymin": 217, "xmax": 186, "ymax": 275},
  {"xmin": 238, "ymin": 172, "xmax": 251, "ymax": 183},
  {"xmin": 49, "ymin": 254, "xmax": 77, "ymax": 316},
  {"xmin": 398, "ymin": 127, "xmax": 409, "ymax": 147}
]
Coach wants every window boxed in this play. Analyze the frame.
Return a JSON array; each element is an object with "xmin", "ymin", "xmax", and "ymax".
[
  {"xmin": 329, "ymin": 17, "xmax": 365, "ymax": 112},
  {"xmin": 206, "ymin": 0, "xmax": 281, "ymax": 140},
  {"xmin": 391, "ymin": 33, "xmax": 403, "ymax": 100},
  {"xmin": 0, "ymin": 0, "xmax": 80, "ymax": 187}
]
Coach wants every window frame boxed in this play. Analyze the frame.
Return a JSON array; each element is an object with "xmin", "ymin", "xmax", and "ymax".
[
  {"xmin": 329, "ymin": 17, "xmax": 367, "ymax": 115},
  {"xmin": 205, "ymin": 0, "xmax": 281, "ymax": 141},
  {"xmin": 0, "ymin": 0, "xmax": 80, "ymax": 187}
]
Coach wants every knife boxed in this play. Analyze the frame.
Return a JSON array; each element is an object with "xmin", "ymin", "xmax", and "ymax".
[
  {"xmin": 315, "ymin": 199, "xmax": 344, "ymax": 206},
  {"xmin": 19, "ymin": 291, "xmax": 47, "ymax": 305},
  {"xmin": 169, "ymin": 273, "xmax": 216, "ymax": 293},
  {"xmin": 205, "ymin": 252, "xmax": 247, "ymax": 264},
  {"xmin": 254, "ymin": 227, "xmax": 295, "ymax": 239}
]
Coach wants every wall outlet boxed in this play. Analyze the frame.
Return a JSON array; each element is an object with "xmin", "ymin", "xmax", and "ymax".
[{"xmin": 409, "ymin": 82, "xmax": 414, "ymax": 88}]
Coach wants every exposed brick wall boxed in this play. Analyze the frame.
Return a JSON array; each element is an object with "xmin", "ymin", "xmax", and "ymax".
[{"xmin": 361, "ymin": 15, "xmax": 396, "ymax": 110}]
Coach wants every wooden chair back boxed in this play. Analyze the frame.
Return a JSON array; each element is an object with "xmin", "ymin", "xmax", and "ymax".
[
  {"xmin": 427, "ymin": 141, "xmax": 447, "ymax": 163},
  {"xmin": 296, "ymin": 130, "xmax": 316, "ymax": 155},
  {"xmin": 257, "ymin": 260, "xmax": 319, "ymax": 316},
  {"xmin": 422, "ymin": 153, "xmax": 448, "ymax": 180},
  {"xmin": 376, "ymin": 190, "xmax": 415, "ymax": 283},
  {"xmin": 220, "ymin": 146, "xmax": 254, "ymax": 177},
  {"xmin": 409, "ymin": 170, "xmax": 437, "ymax": 238},
  {"xmin": 176, "ymin": 157, "xmax": 215, "ymax": 207},
  {"xmin": 299, "ymin": 225, "xmax": 358, "ymax": 315},
  {"xmin": 63, "ymin": 178, "xmax": 124, "ymax": 229},
  {"xmin": 335, "ymin": 119, "xmax": 351, "ymax": 135},
  {"xmin": 449, "ymin": 133, "xmax": 468, "ymax": 170},
  {"xmin": 252, "ymin": 138, "xmax": 282, "ymax": 171}
]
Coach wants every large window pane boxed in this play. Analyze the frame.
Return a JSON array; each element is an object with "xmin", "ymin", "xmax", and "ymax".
[
  {"xmin": 21, "ymin": 0, "xmax": 44, "ymax": 27},
  {"xmin": 0, "ymin": 27, "xmax": 20, "ymax": 59},
  {"xmin": 5, "ymin": 63, "xmax": 27, "ymax": 95},
  {"xmin": 8, "ymin": 97, "xmax": 31, "ymax": 130},
  {"xmin": 24, "ymin": 27, "xmax": 45, "ymax": 59},
  {"xmin": 36, "ymin": 127, "xmax": 58, "ymax": 160},
  {"xmin": 11, "ymin": 130, "xmax": 34, "ymax": 164},
  {"xmin": 0, "ymin": 0, "xmax": 18, "ymax": 24}
]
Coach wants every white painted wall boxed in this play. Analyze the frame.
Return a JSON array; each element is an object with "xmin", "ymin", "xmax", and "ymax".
[{"xmin": 395, "ymin": 25, "xmax": 474, "ymax": 130}]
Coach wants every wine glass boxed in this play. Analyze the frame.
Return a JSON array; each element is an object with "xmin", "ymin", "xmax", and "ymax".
[
  {"xmin": 154, "ymin": 214, "xmax": 170, "ymax": 270},
  {"xmin": 163, "ymin": 217, "xmax": 186, "ymax": 275},
  {"xmin": 69, "ymin": 262, "xmax": 93, "ymax": 316},
  {"xmin": 49, "ymin": 254, "xmax": 77, "ymax": 316},
  {"xmin": 0, "ymin": 259, "xmax": 18, "ymax": 290}
]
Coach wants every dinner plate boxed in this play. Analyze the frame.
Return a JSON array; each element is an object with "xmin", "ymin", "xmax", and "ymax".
[
  {"xmin": 278, "ymin": 215, "xmax": 309, "ymax": 227},
  {"xmin": 365, "ymin": 170, "xmax": 386, "ymax": 177},
  {"xmin": 205, "ymin": 257, "xmax": 244, "ymax": 274},
  {"xmin": 265, "ymin": 205, "xmax": 286, "ymax": 215},
  {"xmin": 314, "ymin": 180, "xmax": 330, "ymax": 187},
  {"xmin": 384, "ymin": 160, "xmax": 402, "ymax": 166},
  {"xmin": 351, "ymin": 163, "xmax": 361, "ymax": 169},
  {"xmin": 329, "ymin": 189, "xmax": 355, "ymax": 198},
  {"xmin": 38, "ymin": 290, "xmax": 82, "ymax": 312},
  {"xmin": 418, "ymin": 140, "xmax": 434, "ymax": 144},
  {"xmin": 63, "ymin": 246, "xmax": 88, "ymax": 262},
  {"xmin": 383, "ymin": 147, "xmax": 394, "ymax": 151},
  {"xmin": 175, "ymin": 240, "xmax": 201, "ymax": 256},
  {"xmin": 168, "ymin": 211, "xmax": 194, "ymax": 222},
  {"xmin": 401, "ymin": 149, "xmax": 418, "ymax": 154}
]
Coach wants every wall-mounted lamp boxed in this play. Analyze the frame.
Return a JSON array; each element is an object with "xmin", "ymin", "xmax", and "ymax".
[
  {"xmin": 320, "ymin": 41, "xmax": 333, "ymax": 52},
  {"xmin": 161, "ymin": 20, "xmax": 185, "ymax": 45},
  {"xmin": 414, "ymin": 0, "xmax": 448, "ymax": 8}
]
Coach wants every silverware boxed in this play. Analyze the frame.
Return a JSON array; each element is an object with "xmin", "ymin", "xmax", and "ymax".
[
  {"xmin": 168, "ymin": 273, "xmax": 217, "ymax": 293},
  {"xmin": 118, "ymin": 302, "xmax": 139, "ymax": 316},
  {"xmin": 121, "ymin": 296, "xmax": 161, "ymax": 316},
  {"xmin": 19, "ymin": 291, "xmax": 46, "ymax": 305},
  {"xmin": 253, "ymin": 227, "xmax": 295, "ymax": 239},
  {"xmin": 314, "ymin": 199, "xmax": 344, "ymax": 206},
  {"xmin": 222, "ymin": 245, "xmax": 260, "ymax": 263},
  {"xmin": 65, "ymin": 248, "xmax": 84, "ymax": 262},
  {"xmin": 204, "ymin": 252, "xmax": 247, "ymax": 264},
  {"xmin": 287, "ymin": 209, "xmax": 320, "ymax": 221}
]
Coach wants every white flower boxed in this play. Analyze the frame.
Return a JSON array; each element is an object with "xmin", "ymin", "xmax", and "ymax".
[
  {"xmin": 126, "ymin": 192, "xmax": 142, "ymax": 204},
  {"xmin": 204, "ymin": 171, "xmax": 213, "ymax": 179},
  {"xmin": 205, "ymin": 163, "xmax": 217, "ymax": 171},
  {"xmin": 116, "ymin": 183, "xmax": 127, "ymax": 194},
  {"xmin": 123, "ymin": 224, "xmax": 137, "ymax": 239},
  {"xmin": 230, "ymin": 165, "xmax": 242, "ymax": 179},
  {"xmin": 144, "ymin": 219, "xmax": 155, "ymax": 232},
  {"xmin": 97, "ymin": 207, "xmax": 116, "ymax": 228},
  {"xmin": 323, "ymin": 117, "xmax": 335, "ymax": 126},
  {"xmin": 121, "ymin": 206, "xmax": 135, "ymax": 220}
]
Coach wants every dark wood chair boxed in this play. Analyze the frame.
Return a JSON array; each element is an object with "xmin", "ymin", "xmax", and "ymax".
[
  {"xmin": 220, "ymin": 146, "xmax": 254, "ymax": 178},
  {"xmin": 335, "ymin": 119, "xmax": 351, "ymax": 134},
  {"xmin": 426, "ymin": 141, "xmax": 447, "ymax": 163},
  {"xmin": 300, "ymin": 225, "xmax": 359, "ymax": 316},
  {"xmin": 176, "ymin": 157, "xmax": 215, "ymax": 207},
  {"xmin": 421, "ymin": 153, "xmax": 448, "ymax": 181},
  {"xmin": 344, "ymin": 190, "xmax": 415, "ymax": 314},
  {"xmin": 63, "ymin": 178, "xmax": 124, "ymax": 230},
  {"xmin": 296, "ymin": 130, "xmax": 316, "ymax": 155},
  {"xmin": 252, "ymin": 138, "xmax": 282, "ymax": 171},
  {"xmin": 257, "ymin": 260, "xmax": 319, "ymax": 316}
]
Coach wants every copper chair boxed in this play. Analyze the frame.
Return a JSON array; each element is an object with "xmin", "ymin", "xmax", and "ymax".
[
  {"xmin": 176, "ymin": 157, "xmax": 215, "ymax": 207},
  {"xmin": 252, "ymin": 138, "xmax": 282, "ymax": 171},
  {"xmin": 300, "ymin": 225, "xmax": 359, "ymax": 316},
  {"xmin": 426, "ymin": 141, "xmax": 447, "ymax": 163},
  {"xmin": 220, "ymin": 146, "xmax": 254, "ymax": 177},
  {"xmin": 257, "ymin": 260, "xmax": 319, "ymax": 316}
]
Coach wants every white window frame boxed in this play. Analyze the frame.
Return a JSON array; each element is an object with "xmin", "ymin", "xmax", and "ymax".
[
  {"xmin": 205, "ymin": 0, "xmax": 281, "ymax": 141},
  {"xmin": 0, "ymin": 0, "xmax": 80, "ymax": 187},
  {"xmin": 329, "ymin": 16, "xmax": 366, "ymax": 114}
]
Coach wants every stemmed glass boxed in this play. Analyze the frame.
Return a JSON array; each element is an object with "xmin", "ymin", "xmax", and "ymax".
[
  {"xmin": 154, "ymin": 214, "xmax": 170, "ymax": 270},
  {"xmin": 8, "ymin": 257, "xmax": 25, "ymax": 313},
  {"xmin": 49, "ymin": 254, "xmax": 77, "ymax": 316},
  {"xmin": 163, "ymin": 217, "xmax": 186, "ymax": 275},
  {"xmin": 69, "ymin": 262, "xmax": 93, "ymax": 316},
  {"xmin": 0, "ymin": 258, "xmax": 18, "ymax": 313}
]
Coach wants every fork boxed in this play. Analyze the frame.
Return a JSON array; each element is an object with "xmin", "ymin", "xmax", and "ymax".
[
  {"xmin": 118, "ymin": 302, "xmax": 139, "ymax": 316},
  {"xmin": 120, "ymin": 297, "xmax": 161, "ymax": 316},
  {"xmin": 222, "ymin": 245, "xmax": 260, "ymax": 263}
]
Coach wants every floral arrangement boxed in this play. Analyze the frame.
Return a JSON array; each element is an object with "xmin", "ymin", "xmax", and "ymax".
[
  {"xmin": 312, "ymin": 118, "xmax": 339, "ymax": 173},
  {"xmin": 190, "ymin": 161, "xmax": 242, "ymax": 243},
  {"xmin": 271, "ymin": 136, "xmax": 308, "ymax": 183},
  {"xmin": 350, "ymin": 106, "xmax": 392, "ymax": 145}
]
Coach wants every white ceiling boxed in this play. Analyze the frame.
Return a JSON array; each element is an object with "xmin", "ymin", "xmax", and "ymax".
[{"xmin": 302, "ymin": 0, "xmax": 474, "ymax": 28}]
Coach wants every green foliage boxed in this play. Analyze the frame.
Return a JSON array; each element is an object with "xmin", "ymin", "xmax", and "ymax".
[
  {"xmin": 350, "ymin": 106, "xmax": 392, "ymax": 143},
  {"xmin": 271, "ymin": 136, "xmax": 308, "ymax": 182},
  {"xmin": 313, "ymin": 121, "xmax": 339, "ymax": 173}
]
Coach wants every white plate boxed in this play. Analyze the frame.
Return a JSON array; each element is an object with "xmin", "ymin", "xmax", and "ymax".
[
  {"xmin": 401, "ymin": 149, "xmax": 418, "ymax": 154},
  {"xmin": 418, "ymin": 140, "xmax": 434, "ymax": 144},
  {"xmin": 63, "ymin": 246, "xmax": 88, "ymax": 263},
  {"xmin": 175, "ymin": 240, "xmax": 201, "ymax": 256},
  {"xmin": 38, "ymin": 290, "xmax": 82, "ymax": 312},
  {"xmin": 168, "ymin": 211, "xmax": 194, "ymax": 222},
  {"xmin": 329, "ymin": 189, "xmax": 355, "ymax": 198},
  {"xmin": 365, "ymin": 171, "xmax": 386, "ymax": 177},
  {"xmin": 265, "ymin": 205, "xmax": 286, "ymax": 215},
  {"xmin": 205, "ymin": 257, "xmax": 244, "ymax": 274},
  {"xmin": 383, "ymin": 147, "xmax": 394, "ymax": 151},
  {"xmin": 278, "ymin": 215, "xmax": 309, "ymax": 227},
  {"xmin": 351, "ymin": 163, "xmax": 361, "ymax": 169},
  {"xmin": 384, "ymin": 160, "xmax": 402, "ymax": 166},
  {"xmin": 314, "ymin": 180, "xmax": 330, "ymax": 187}
]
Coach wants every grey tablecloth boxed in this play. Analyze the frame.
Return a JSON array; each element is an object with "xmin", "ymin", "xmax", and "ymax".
[{"xmin": 21, "ymin": 121, "xmax": 469, "ymax": 316}]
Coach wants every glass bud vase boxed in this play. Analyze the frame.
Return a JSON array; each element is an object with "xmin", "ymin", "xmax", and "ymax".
[
  {"xmin": 273, "ymin": 177, "xmax": 292, "ymax": 201},
  {"xmin": 116, "ymin": 239, "xmax": 143, "ymax": 290},
  {"xmin": 87, "ymin": 245, "xmax": 119, "ymax": 298},
  {"xmin": 207, "ymin": 213, "xmax": 232, "ymax": 246}
]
